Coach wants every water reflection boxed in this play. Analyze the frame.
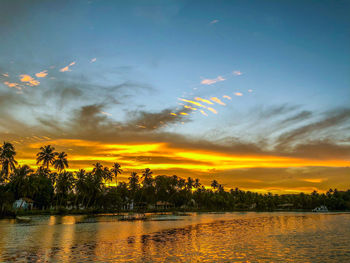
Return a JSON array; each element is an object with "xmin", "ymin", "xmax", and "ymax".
[{"xmin": 0, "ymin": 213, "xmax": 349, "ymax": 262}]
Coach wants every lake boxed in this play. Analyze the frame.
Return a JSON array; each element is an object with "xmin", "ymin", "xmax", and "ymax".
[{"xmin": 0, "ymin": 212, "xmax": 349, "ymax": 262}]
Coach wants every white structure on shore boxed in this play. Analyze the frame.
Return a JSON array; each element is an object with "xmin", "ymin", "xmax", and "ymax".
[{"xmin": 312, "ymin": 205, "xmax": 328, "ymax": 212}]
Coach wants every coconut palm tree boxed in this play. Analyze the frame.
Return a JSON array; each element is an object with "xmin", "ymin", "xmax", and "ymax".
[
  {"xmin": 128, "ymin": 172, "xmax": 139, "ymax": 194},
  {"xmin": 186, "ymin": 177, "xmax": 194, "ymax": 190},
  {"xmin": 111, "ymin": 163, "xmax": 123, "ymax": 186},
  {"xmin": 194, "ymin": 178, "xmax": 201, "ymax": 189},
  {"xmin": 141, "ymin": 168, "xmax": 153, "ymax": 186},
  {"xmin": 9, "ymin": 165, "xmax": 33, "ymax": 199},
  {"xmin": 92, "ymin": 162, "xmax": 104, "ymax": 179},
  {"xmin": 211, "ymin": 180, "xmax": 219, "ymax": 190},
  {"xmin": 56, "ymin": 171, "xmax": 75, "ymax": 207},
  {"xmin": 0, "ymin": 142, "xmax": 18, "ymax": 182},
  {"xmin": 53, "ymin": 152, "xmax": 68, "ymax": 172},
  {"xmin": 36, "ymin": 145, "xmax": 57, "ymax": 169}
]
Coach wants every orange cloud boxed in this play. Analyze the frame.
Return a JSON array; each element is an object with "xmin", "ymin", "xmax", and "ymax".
[
  {"xmin": 201, "ymin": 76, "xmax": 225, "ymax": 85},
  {"xmin": 59, "ymin": 61, "xmax": 76, "ymax": 72},
  {"xmin": 195, "ymin": 97, "xmax": 213, "ymax": 105},
  {"xmin": 223, "ymin": 95, "xmax": 231, "ymax": 100},
  {"xmin": 207, "ymin": 107, "xmax": 218, "ymax": 114},
  {"xmin": 210, "ymin": 97, "xmax": 226, "ymax": 105},
  {"xmin": 35, "ymin": 70, "xmax": 48, "ymax": 78},
  {"xmin": 10, "ymin": 138, "xmax": 350, "ymax": 193},
  {"xmin": 4, "ymin": 81, "xmax": 22, "ymax": 90},
  {"xmin": 19, "ymin": 74, "xmax": 40, "ymax": 86},
  {"xmin": 200, "ymin": 110, "xmax": 208, "ymax": 116},
  {"xmin": 179, "ymin": 98, "xmax": 206, "ymax": 108},
  {"xmin": 234, "ymin": 92, "xmax": 243, "ymax": 96},
  {"xmin": 184, "ymin": 105, "xmax": 197, "ymax": 111}
]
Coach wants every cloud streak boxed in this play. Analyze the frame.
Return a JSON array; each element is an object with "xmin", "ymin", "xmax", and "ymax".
[
  {"xmin": 201, "ymin": 76, "xmax": 225, "ymax": 85},
  {"xmin": 59, "ymin": 61, "xmax": 76, "ymax": 72}
]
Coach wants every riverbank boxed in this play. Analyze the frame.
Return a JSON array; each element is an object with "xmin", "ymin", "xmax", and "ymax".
[{"xmin": 2, "ymin": 207, "xmax": 348, "ymax": 219}]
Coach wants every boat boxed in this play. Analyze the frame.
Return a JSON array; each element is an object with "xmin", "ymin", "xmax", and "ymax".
[
  {"xmin": 312, "ymin": 205, "xmax": 328, "ymax": 212},
  {"xmin": 16, "ymin": 216, "xmax": 32, "ymax": 222}
]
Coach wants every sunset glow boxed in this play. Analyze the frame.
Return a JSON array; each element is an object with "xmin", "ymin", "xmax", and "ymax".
[{"xmin": 0, "ymin": 0, "xmax": 349, "ymax": 194}]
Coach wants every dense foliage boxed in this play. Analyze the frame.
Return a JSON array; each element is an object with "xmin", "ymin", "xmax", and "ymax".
[{"xmin": 1, "ymin": 142, "xmax": 350, "ymax": 216}]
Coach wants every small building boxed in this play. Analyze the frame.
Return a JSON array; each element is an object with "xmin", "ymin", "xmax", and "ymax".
[
  {"xmin": 13, "ymin": 198, "xmax": 34, "ymax": 210},
  {"xmin": 312, "ymin": 205, "xmax": 328, "ymax": 212},
  {"xmin": 155, "ymin": 201, "xmax": 174, "ymax": 210}
]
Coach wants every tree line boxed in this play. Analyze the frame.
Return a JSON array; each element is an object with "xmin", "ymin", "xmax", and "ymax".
[{"xmin": 1, "ymin": 141, "xmax": 349, "ymax": 216}]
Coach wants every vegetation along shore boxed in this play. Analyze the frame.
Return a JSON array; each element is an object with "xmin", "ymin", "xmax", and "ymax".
[{"xmin": 1, "ymin": 142, "xmax": 349, "ymax": 218}]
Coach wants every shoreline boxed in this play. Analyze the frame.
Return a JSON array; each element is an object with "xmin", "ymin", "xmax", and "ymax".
[{"xmin": 2, "ymin": 208, "xmax": 349, "ymax": 219}]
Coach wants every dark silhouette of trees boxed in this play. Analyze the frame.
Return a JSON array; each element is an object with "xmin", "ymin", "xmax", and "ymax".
[
  {"xmin": 0, "ymin": 142, "xmax": 18, "ymax": 182},
  {"xmin": 111, "ymin": 163, "xmax": 123, "ymax": 185},
  {"xmin": 0, "ymin": 141, "xmax": 350, "ymax": 217},
  {"xmin": 36, "ymin": 145, "xmax": 57, "ymax": 169},
  {"xmin": 53, "ymin": 152, "xmax": 69, "ymax": 172}
]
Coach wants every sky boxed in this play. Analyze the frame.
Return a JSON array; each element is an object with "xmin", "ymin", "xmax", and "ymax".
[{"xmin": 0, "ymin": 0, "xmax": 349, "ymax": 193}]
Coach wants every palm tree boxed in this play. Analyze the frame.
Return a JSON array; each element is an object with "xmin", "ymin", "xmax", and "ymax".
[
  {"xmin": 128, "ymin": 172, "xmax": 139, "ymax": 195},
  {"xmin": 111, "ymin": 163, "xmax": 123, "ymax": 186},
  {"xmin": 92, "ymin": 162, "xmax": 104, "ymax": 179},
  {"xmin": 142, "ymin": 168, "xmax": 153, "ymax": 187},
  {"xmin": 36, "ymin": 145, "xmax": 57, "ymax": 169},
  {"xmin": 0, "ymin": 142, "xmax": 18, "ymax": 181},
  {"xmin": 211, "ymin": 180, "xmax": 219, "ymax": 190},
  {"xmin": 103, "ymin": 167, "xmax": 113, "ymax": 183},
  {"xmin": 194, "ymin": 178, "xmax": 201, "ymax": 189},
  {"xmin": 75, "ymin": 169, "xmax": 87, "ymax": 208},
  {"xmin": 56, "ymin": 171, "xmax": 75, "ymax": 207},
  {"xmin": 53, "ymin": 152, "xmax": 68, "ymax": 172},
  {"xmin": 186, "ymin": 177, "xmax": 194, "ymax": 190},
  {"xmin": 9, "ymin": 165, "xmax": 33, "ymax": 199}
]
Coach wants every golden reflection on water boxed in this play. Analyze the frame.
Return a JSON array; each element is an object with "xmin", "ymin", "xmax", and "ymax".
[{"xmin": 0, "ymin": 213, "xmax": 350, "ymax": 262}]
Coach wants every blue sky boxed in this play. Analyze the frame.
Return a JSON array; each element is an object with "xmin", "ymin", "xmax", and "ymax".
[{"xmin": 0, "ymin": 0, "xmax": 349, "ymax": 192}]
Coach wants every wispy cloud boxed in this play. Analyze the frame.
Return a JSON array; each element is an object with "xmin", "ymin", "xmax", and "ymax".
[
  {"xmin": 184, "ymin": 105, "xmax": 197, "ymax": 111},
  {"xmin": 200, "ymin": 110, "xmax": 208, "ymax": 116},
  {"xmin": 179, "ymin": 98, "xmax": 206, "ymax": 108},
  {"xmin": 101, "ymin": 111, "xmax": 112, "ymax": 116},
  {"xmin": 210, "ymin": 97, "xmax": 226, "ymax": 105},
  {"xmin": 90, "ymin": 58, "xmax": 97, "ymax": 63},
  {"xmin": 35, "ymin": 70, "xmax": 48, "ymax": 78},
  {"xmin": 195, "ymin": 97, "xmax": 213, "ymax": 104},
  {"xmin": 3, "ymin": 81, "xmax": 21, "ymax": 90},
  {"xmin": 59, "ymin": 61, "xmax": 76, "ymax": 72},
  {"xmin": 19, "ymin": 74, "xmax": 40, "ymax": 86},
  {"xmin": 234, "ymin": 92, "xmax": 243, "ymax": 96},
  {"xmin": 233, "ymin": 70, "xmax": 243, "ymax": 76},
  {"xmin": 207, "ymin": 107, "xmax": 218, "ymax": 114},
  {"xmin": 210, "ymin": 19, "xmax": 219, "ymax": 24},
  {"xmin": 201, "ymin": 76, "xmax": 225, "ymax": 85},
  {"xmin": 223, "ymin": 95, "xmax": 231, "ymax": 100}
]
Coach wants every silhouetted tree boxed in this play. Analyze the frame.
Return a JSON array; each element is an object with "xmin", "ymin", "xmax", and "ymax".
[
  {"xmin": 111, "ymin": 163, "xmax": 123, "ymax": 185},
  {"xmin": 0, "ymin": 142, "xmax": 18, "ymax": 182},
  {"xmin": 36, "ymin": 145, "xmax": 57, "ymax": 169},
  {"xmin": 53, "ymin": 152, "xmax": 68, "ymax": 172}
]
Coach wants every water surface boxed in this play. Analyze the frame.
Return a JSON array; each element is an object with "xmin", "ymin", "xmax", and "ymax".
[{"xmin": 1, "ymin": 212, "xmax": 349, "ymax": 262}]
